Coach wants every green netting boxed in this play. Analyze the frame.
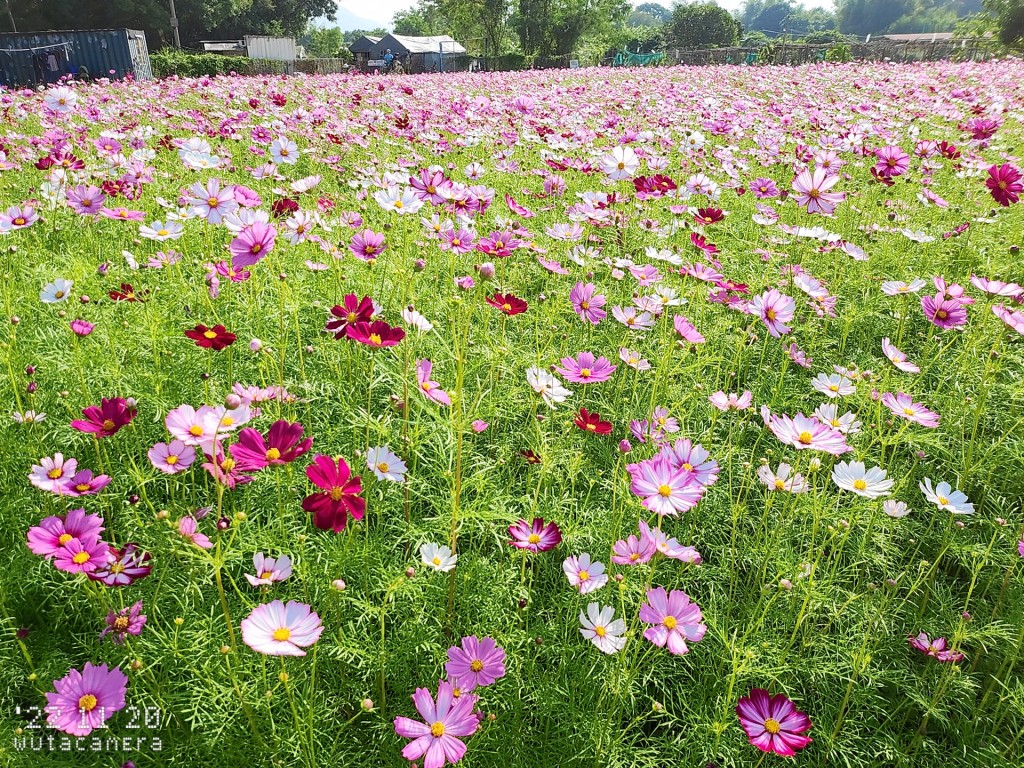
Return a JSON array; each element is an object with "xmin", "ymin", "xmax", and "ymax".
[{"xmin": 612, "ymin": 49, "xmax": 665, "ymax": 67}]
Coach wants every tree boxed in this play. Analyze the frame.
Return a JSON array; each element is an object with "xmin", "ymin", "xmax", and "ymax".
[
  {"xmin": 836, "ymin": 0, "xmax": 911, "ymax": 36},
  {"xmin": 636, "ymin": 2, "xmax": 672, "ymax": 22},
  {"xmin": 515, "ymin": 0, "xmax": 629, "ymax": 58},
  {"xmin": 303, "ymin": 25, "xmax": 344, "ymax": 57},
  {"xmin": 986, "ymin": 0, "xmax": 1024, "ymax": 46},
  {"xmin": 665, "ymin": 2, "xmax": 740, "ymax": 48}
]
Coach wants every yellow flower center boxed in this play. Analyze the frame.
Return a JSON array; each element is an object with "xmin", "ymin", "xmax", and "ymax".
[
  {"xmin": 595, "ymin": 625, "xmax": 607, "ymax": 637},
  {"xmin": 586, "ymin": 423, "xmax": 596, "ymax": 430},
  {"xmin": 936, "ymin": 310, "xmax": 948, "ymax": 320},
  {"xmin": 903, "ymin": 408, "xmax": 915, "ymax": 416},
  {"xmin": 663, "ymin": 616, "xmax": 677, "ymax": 630},
  {"xmin": 158, "ymin": 229, "xmax": 169, "ymax": 237},
  {"xmin": 110, "ymin": 563, "xmax": 124, "ymax": 573},
  {"xmin": 203, "ymin": 330, "xmax": 217, "ymax": 339},
  {"xmin": 58, "ymin": 533, "xmax": 73, "ymax": 545},
  {"xmin": 432, "ymin": 557, "xmax": 442, "ymax": 565},
  {"xmin": 266, "ymin": 448, "xmax": 281, "ymax": 461},
  {"xmin": 627, "ymin": 317, "xmax": 635, "ymax": 325},
  {"xmin": 102, "ymin": 419, "xmax": 116, "ymax": 431},
  {"xmin": 502, "ymin": 303, "xmax": 512, "ymax": 312},
  {"xmin": 250, "ymin": 243, "xmax": 263, "ymax": 254},
  {"xmin": 617, "ymin": 161, "xmax": 625, "ymax": 170},
  {"xmin": 113, "ymin": 616, "xmax": 130, "ymax": 632},
  {"xmin": 220, "ymin": 458, "xmax": 235, "ymax": 472},
  {"xmin": 798, "ymin": 431, "xmax": 813, "ymax": 445},
  {"xmin": 470, "ymin": 660, "xmax": 484, "ymax": 672},
  {"xmin": 775, "ymin": 479, "xmax": 786, "ymax": 490},
  {"xmin": 528, "ymin": 533, "xmax": 541, "ymax": 544},
  {"xmin": 78, "ymin": 694, "xmax": 98, "ymax": 712},
  {"xmin": 828, "ymin": 384, "xmax": 839, "ymax": 392},
  {"xmin": 329, "ymin": 487, "xmax": 345, "ymax": 501},
  {"xmin": 55, "ymin": 290, "xmax": 66, "ymax": 298},
  {"xmin": 682, "ymin": 463, "xmax": 693, "ymax": 472},
  {"xmin": 765, "ymin": 718, "xmax": 781, "ymax": 734},
  {"xmin": 166, "ymin": 454, "xmax": 178, "ymax": 465},
  {"xmin": 368, "ymin": 333, "xmax": 382, "ymax": 345},
  {"xmin": 580, "ymin": 301, "xmax": 590, "ymax": 310},
  {"xmin": 578, "ymin": 570, "xmax": 590, "ymax": 582},
  {"xmin": 580, "ymin": 368, "xmax": 591, "ymax": 378},
  {"xmin": 75, "ymin": 483, "xmax": 90, "ymax": 492},
  {"xmin": 853, "ymin": 479, "xmax": 867, "ymax": 490},
  {"xmin": 261, "ymin": 571, "xmax": 273, "ymax": 579},
  {"xmin": 766, "ymin": 309, "xmax": 776, "ymax": 320},
  {"xmin": 221, "ymin": 416, "xmax": 234, "ymax": 427},
  {"xmin": 207, "ymin": 197, "xmax": 219, "ymax": 207},
  {"xmin": 72, "ymin": 551, "xmax": 90, "ymax": 564},
  {"xmin": 938, "ymin": 496, "xmax": 949, "ymax": 505},
  {"xmin": 47, "ymin": 468, "xmax": 64, "ymax": 479},
  {"xmin": 273, "ymin": 627, "xmax": 291, "ymax": 642},
  {"xmin": 189, "ymin": 425, "xmax": 204, "ymax": 436},
  {"xmin": 657, "ymin": 484, "xmax": 672, "ymax": 497},
  {"xmin": 421, "ymin": 382, "xmax": 432, "ymax": 391},
  {"xmin": 430, "ymin": 721, "xmax": 445, "ymax": 737},
  {"xmin": 394, "ymin": 200, "xmax": 403, "ymax": 209},
  {"xmin": 376, "ymin": 462, "xmax": 390, "ymax": 473}
]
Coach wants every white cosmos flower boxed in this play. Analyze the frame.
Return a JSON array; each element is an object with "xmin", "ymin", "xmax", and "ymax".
[
  {"xmin": 401, "ymin": 307, "xmax": 434, "ymax": 333},
  {"xmin": 140, "ymin": 220, "xmax": 184, "ymax": 241},
  {"xmin": 919, "ymin": 478, "xmax": 974, "ymax": 514},
  {"xmin": 811, "ymin": 373, "xmax": 856, "ymax": 398},
  {"xmin": 812, "ymin": 403, "xmax": 862, "ymax": 435},
  {"xmin": 757, "ymin": 463, "xmax": 808, "ymax": 493},
  {"xmin": 526, "ymin": 366, "xmax": 571, "ymax": 408},
  {"xmin": 599, "ymin": 145, "xmax": 639, "ymax": 181},
  {"xmin": 41, "ymin": 278, "xmax": 73, "ymax": 303},
  {"xmin": 883, "ymin": 500, "xmax": 910, "ymax": 518},
  {"xmin": 881, "ymin": 279, "xmax": 927, "ymax": 296},
  {"xmin": 420, "ymin": 543, "xmax": 457, "ymax": 572},
  {"xmin": 367, "ymin": 446, "xmax": 407, "ymax": 482},
  {"xmin": 832, "ymin": 461, "xmax": 894, "ymax": 499},
  {"xmin": 579, "ymin": 603, "xmax": 626, "ymax": 654},
  {"xmin": 12, "ymin": 410, "xmax": 46, "ymax": 424},
  {"xmin": 373, "ymin": 186, "xmax": 423, "ymax": 215},
  {"xmin": 270, "ymin": 136, "xmax": 299, "ymax": 165},
  {"xmin": 881, "ymin": 338, "xmax": 920, "ymax": 373}
]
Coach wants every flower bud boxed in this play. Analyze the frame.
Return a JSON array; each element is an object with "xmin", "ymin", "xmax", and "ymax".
[
  {"xmin": 779, "ymin": 578, "xmax": 793, "ymax": 590},
  {"xmin": 414, "ymin": 259, "xmax": 426, "ymax": 271},
  {"xmin": 217, "ymin": 516, "xmax": 231, "ymax": 531},
  {"xmin": 332, "ymin": 579, "xmax": 347, "ymax": 591},
  {"xmin": 220, "ymin": 645, "xmax": 231, "ymax": 654},
  {"xmin": 25, "ymin": 365, "xmax": 35, "ymax": 375},
  {"xmin": 224, "ymin": 393, "xmax": 242, "ymax": 409},
  {"xmin": 618, "ymin": 439, "xmax": 631, "ymax": 453},
  {"xmin": 249, "ymin": 338, "xmax": 263, "ymax": 352},
  {"xmin": 405, "ymin": 567, "xmax": 415, "ymax": 579},
  {"xmin": 361, "ymin": 698, "xmax": 374, "ymax": 711},
  {"xmin": 477, "ymin": 262, "xmax": 495, "ymax": 279}
]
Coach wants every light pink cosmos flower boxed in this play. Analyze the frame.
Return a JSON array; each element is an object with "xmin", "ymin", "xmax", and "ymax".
[
  {"xmin": 791, "ymin": 166, "xmax": 845, "ymax": 215},
  {"xmin": 562, "ymin": 553, "xmax": 608, "ymax": 594},
  {"xmin": 178, "ymin": 516, "xmax": 212, "ymax": 550},
  {"xmin": 611, "ymin": 532, "xmax": 657, "ymax": 565},
  {"xmin": 246, "ymin": 553, "xmax": 292, "ymax": 586},
  {"xmin": 570, "ymin": 281, "xmax": 607, "ymax": 324},
  {"xmin": 471, "ymin": 420, "xmax": 488, "ymax": 433},
  {"xmin": 757, "ymin": 463, "xmax": 808, "ymax": 493},
  {"xmin": 993, "ymin": 304, "xmax": 1024, "ymax": 335},
  {"xmin": 661, "ymin": 439, "xmax": 719, "ymax": 488},
  {"xmin": 970, "ymin": 275, "xmax": 1024, "ymax": 299},
  {"xmin": 417, "ymin": 359, "xmax": 451, "ymax": 405},
  {"xmin": 45, "ymin": 663, "xmax": 127, "ymax": 736},
  {"xmin": 767, "ymin": 412, "xmax": 852, "ymax": 455},
  {"xmin": 881, "ymin": 392, "xmax": 940, "ymax": 427},
  {"xmin": 554, "ymin": 351, "xmax": 616, "ymax": 384},
  {"xmin": 29, "ymin": 453, "xmax": 77, "ymax": 493},
  {"xmin": 881, "ymin": 279, "xmax": 928, "ymax": 296},
  {"xmin": 148, "ymin": 440, "xmax": 196, "ymax": 474},
  {"xmin": 921, "ymin": 293, "xmax": 967, "ymax": 329},
  {"xmin": 612, "ymin": 306, "xmax": 655, "ymax": 330},
  {"xmin": 619, "ymin": 347, "xmax": 651, "ymax": 371},
  {"xmin": 673, "ymin": 315, "xmax": 705, "ymax": 344},
  {"xmin": 749, "ymin": 289, "xmax": 795, "ymax": 337},
  {"xmin": 628, "ymin": 454, "xmax": 704, "ymax": 516},
  {"xmin": 639, "ymin": 587, "xmax": 706, "ymax": 655},
  {"xmin": 444, "ymin": 636, "xmax": 506, "ymax": 691},
  {"xmin": 639, "ymin": 519, "xmax": 701, "ymax": 563},
  {"xmin": 709, "ymin": 391, "xmax": 752, "ymax": 411},
  {"xmin": 241, "ymin": 600, "xmax": 323, "ymax": 656},
  {"xmin": 881, "ymin": 338, "xmax": 920, "ymax": 373},
  {"xmin": 230, "ymin": 221, "xmax": 277, "ymax": 268},
  {"xmin": 393, "ymin": 680, "xmax": 480, "ymax": 768}
]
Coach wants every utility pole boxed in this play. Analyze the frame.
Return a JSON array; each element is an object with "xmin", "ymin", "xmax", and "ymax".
[
  {"xmin": 4, "ymin": 1, "xmax": 17, "ymax": 33},
  {"xmin": 168, "ymin": 0, "xmax": 181, "ymax": 48}
]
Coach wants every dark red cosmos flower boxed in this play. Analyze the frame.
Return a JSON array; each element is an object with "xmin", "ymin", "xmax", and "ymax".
[
  {"xmin": 109, "ymin": 283, "xmax": 148, "ymax": 302},
  {"xmin": 70, "ymin": 397, "xmax": 137, "ymax": 438},
  {"xmin": 325, "ymin": 294, "xmax": 374, "ymax": 339},
  {"xmin": 185, "ymin": 324, "xmax": 236, "ymax": 350},
  {"xmin": 486, "ymin": 293, "xmax": 528, "ymax": 316},
  {"xmin": 869, "ymin": 167, "xmax": 895, "ymax": 187},
  {"xmin": 271, "ymin": 197, "xmax": 299, "ymax": 218},
  {"xmin": 690, "ymin": 232, "xmax": 719, "ymax": 254},
  {"xmin": 633, "ymin": 175, "xmax": 677, "ymax": 198},
  {"xmin": 230, "ymin": 420, "xmax": 312, "ymax": 471},
  {"xmin": 520, "ymin": 450, "xmax": 542, "ymax": 464},
  {"xmin": 937, "ymin": 141, "xmax": 960, "ymax": 160},
  {"xmin": 693, "ymin": 207, "xmax": 725, "ymax": 225},
  {"xmin": 345, "ymin": 320, "xmax": 405, "ymax": 348},
  {"xmin": 574, "ymin": 408, "xmax": 612, "ymax": 435},
  {"xmin": 986, "ymin": 163, "xmax": 1023, "ymax": 207},
  {"xmin": 302, "ymin": 455, "xmax": 364, "ymax": 532}
]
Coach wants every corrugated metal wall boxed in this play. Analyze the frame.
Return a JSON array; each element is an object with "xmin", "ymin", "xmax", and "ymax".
[
  {"xmin": 243, "ymin": 36, "xmax": 296, "ymax": 62},
  {"xmin": 0, "ymin": 29, "xmax": 152, "ymax": 87}
]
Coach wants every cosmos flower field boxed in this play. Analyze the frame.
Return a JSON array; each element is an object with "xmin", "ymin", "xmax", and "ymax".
[{"xmin": 3, "ymin": 59, "xmax": 1024, "ymax": 768}]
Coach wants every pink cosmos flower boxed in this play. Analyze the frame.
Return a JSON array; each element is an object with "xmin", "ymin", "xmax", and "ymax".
[
  {"xmin": 629, "ymin": 454, "xmax": 703, "ymax": 516},
  {"xmin": 639, "ymin": 587, "xmax": 706, "ymax": 655},
  {"xmin": 970, "ymin": 275, "xmax": 1024, "ymax": 300},
  {"xmin": 638, "ymin": 519, "xmax": 701, "ymax": 563},
  {"xmin": 766, "ymin": 412, "xmax": 851, "ymax": 455},
  {"xmin": 554, "ymin": 351, "xmax": 616, "ymax": 384},
  {"xmin": 417, "ymin": 359, "xmax": 452, "ymax": 405},
  {"xmin": 27, "ymin": 508, "xmax": 104, "ymax": 558},
  {"xmin": 612, "ymin": 306, "xmax": 655, "ymax": 330},
  {"xmin": 393, "ymin": 680, "xmax": 480, "ymax": 768},
  {"xmin": 178, "ymin": 516, "xmax": 212, "ymax": 549},
  {"xmin": 471, "ymin": 420, "xmax": 489, "ymax": 433},
  {"xmin": 230, "ymin": 221, "xmax": 277, "ymax": 268},
  {"xmin": 70, "ymin": 397, "xmax": 136, "ymax": 438},
  {"xmin": 302, "ymin": 454, "xmax": 365, "ymax": 532},
  {"xmin": 445, "ymin": 636, "xmax": 506, "ymax": 691},
  {"xmin": 241, "ymin": 600, "xmax": 323, "ymax": 656},
  {"xmin": 993, "ymin": 304, "xmax": 1024, "ymax": 335},
  {"xmin": 736, "ymin": 689, "xmax": 813, "ymax": 757},
  {"xmin": 509, "ymin": 517, "xmax": 561, "ymax": 552},
  {"xmin": 99, "ymin": 601, "xmax": 146, "ymax": 644},
  {"xmin": 986, "ymin": 163, "xmax": 1023, "ymax": 206},
  {"xmin": 45, "ymin": 663, "xmax": 127, "ymax": 736},
  {"xmin": 909, "ymin": 633, "xmax": 964, "ymax": 663},
  {"xmin": 230, "ymin": 420, "xmax": 312, "ymax": 471},
  {"xmin": 881, "ymin": 338, "xmax": 920, "ymax": 373},
  {"xmin": 709, "ymin": 391, "xmax": 752, "ymax": 411},
  {"xmin": 88, "ymin": 543, "xmax": 152, "ymax": 587},
  {"xmin": 563, "ymin": 553, "xmax": 609, "ymax": 594},
  {"xmin": 53, "ymin": 537, "xmax": 111, "ymax": 575},
  {"xmin": 661, "ymin": 438, "xmax": 718, "ymax": 488},
  {"xmin": 350, "ymin": 229, "xmax": 387, "ymax": 260},
  {"xmin": 921, "ymin": 293, "xmax": 967, "ymax": 329},
  {"xmin": 570, "ymin": 281, "xmax": 607, "ymax": 324},
  {"xmin": 611, "ymin": 532, "xmax": 657, "ymax": 565},
  {"xmin": 246, "ymin": 553, "xmax": 293, "ymax": 586},
  {"xmin": 70, "ymin": 319, "xmax": 94, "ymax": 336},
  {"xmin": 749, "ymin": 289, "xmax": 795, "ymax": 337},
  {"xmin": 61, "ymin": 469, "xmax": 111, "ymax": 497},
  {"xmin": 673, "ymin": 315, "xmax": 705, "ymax": 344},
  {"xmin": 148, "ymin": 440, "xmax": 196, "ymax": 474},
  {"xmin": 874, "ymin": 145, "xmax": 910, "ymax": 178},
  {"xmin": 881, "ymin": 392, "xmax": 940, "ymax": 427},
  {"xmin": 791, "ymin": 166, "xmax": 845, "ymax": 215}
]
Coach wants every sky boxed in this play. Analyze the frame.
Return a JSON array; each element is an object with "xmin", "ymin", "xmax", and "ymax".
[{"xmin": 334, "ymin": 0, "xmax": 834, "ymax": 32}]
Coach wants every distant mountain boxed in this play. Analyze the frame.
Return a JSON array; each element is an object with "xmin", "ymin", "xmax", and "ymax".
[{"xmin": 311, "ymin": 7, "xmax": 390, "ymax": 31}]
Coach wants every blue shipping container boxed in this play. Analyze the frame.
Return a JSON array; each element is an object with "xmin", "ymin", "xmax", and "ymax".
[{"xmin": 0, "ymin": 29, "xmax": 152, "ymax": 87}]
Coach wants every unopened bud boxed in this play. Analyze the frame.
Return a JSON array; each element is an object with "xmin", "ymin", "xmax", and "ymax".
[{"xmin": 224, "ymin": 393, "xmax": 242, "ymax": 409}]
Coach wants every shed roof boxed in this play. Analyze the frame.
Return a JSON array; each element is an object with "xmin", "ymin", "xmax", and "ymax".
[
  {"xmin": 348, "ymin": 35, "xmax": 382, "ymax": 53},
  {"xmin": 381, "ymin": 34, "xmax": 466, "ymax": 55}
]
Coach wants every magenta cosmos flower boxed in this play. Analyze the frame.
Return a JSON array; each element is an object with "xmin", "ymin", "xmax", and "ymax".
[
  {"xmin": 570, "ymin": 281, "xmax": 607, "ymax": 324},
  {"xmin": 302, "ymin": 454, "xmax": 365, "ymax": 532},
  {"xmin": 393, "ymin": 680, "xmax": 480, "ymax": 768},
  {"xmin": 27, "ymin": 508, "xmax": 104, "ymax": 558},
  {"xmin": 88, "ymin": 543, "xmax": 152, "ymax": 587},
  {"xmin": 639, "ymin": 587, "xmax": 706, "ymax": 655},
  {"xmin": 70, "ymin": 397, "xmax": 136, "ymax": 438},
  {"xmin": 509, "ymin": 517, "xmax": 561, "ymax": 552},
  {"xmin": 986, "ymin": 163, "xmax": 1023, "ymax": 206},
  {"xmin": 445, "ymin": 635, "xmax": 506, "ymax": 691},
  {"xmin": 736, "ymin": 689, "xmax": 813, "ymax": 757},
  {"xmin": 45, "ymin": 662, "xmax": 127, "ymax": 736},
  {"xmin": 748, "ymin": 289, "xmax": 795, "ymax": 337},
  {"xmin": 417, "ymin": 359, "xmax": 452, "ymax": 405},
  {"xmin": 54, "ymin": 537, "xmax": 111, "ymax": 575},
  {"xmin": 241, "ymin": 600, "xmax": 323, "ymax": 656},
  {"xmin": 346, "ymin": 320, "xmax": 405, "ymax": 348},
  {"xmin": 230, "ymin": 221, "xmax": 277, "ymax": 268},
  {"xmin": 230, "ymin": 420, "xmax": 312, "ymax": 471},
  {"xmin": 909, "ymin": 632, "xmax": 964, "ymax": 662},
  {"xmin": 554, "ymin": 351, "xmax": 616, "ymax": 384},
  {"xmin": 99, "ymin": 601, "xmax": 147, "ymax": 644},
  {"xmin": 791, "ymin": 166, "xmax": 844, "ymax": 215},
  {"xmin": 921, "ymin": 293, "xmax": 967, "ymax": 329}
]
